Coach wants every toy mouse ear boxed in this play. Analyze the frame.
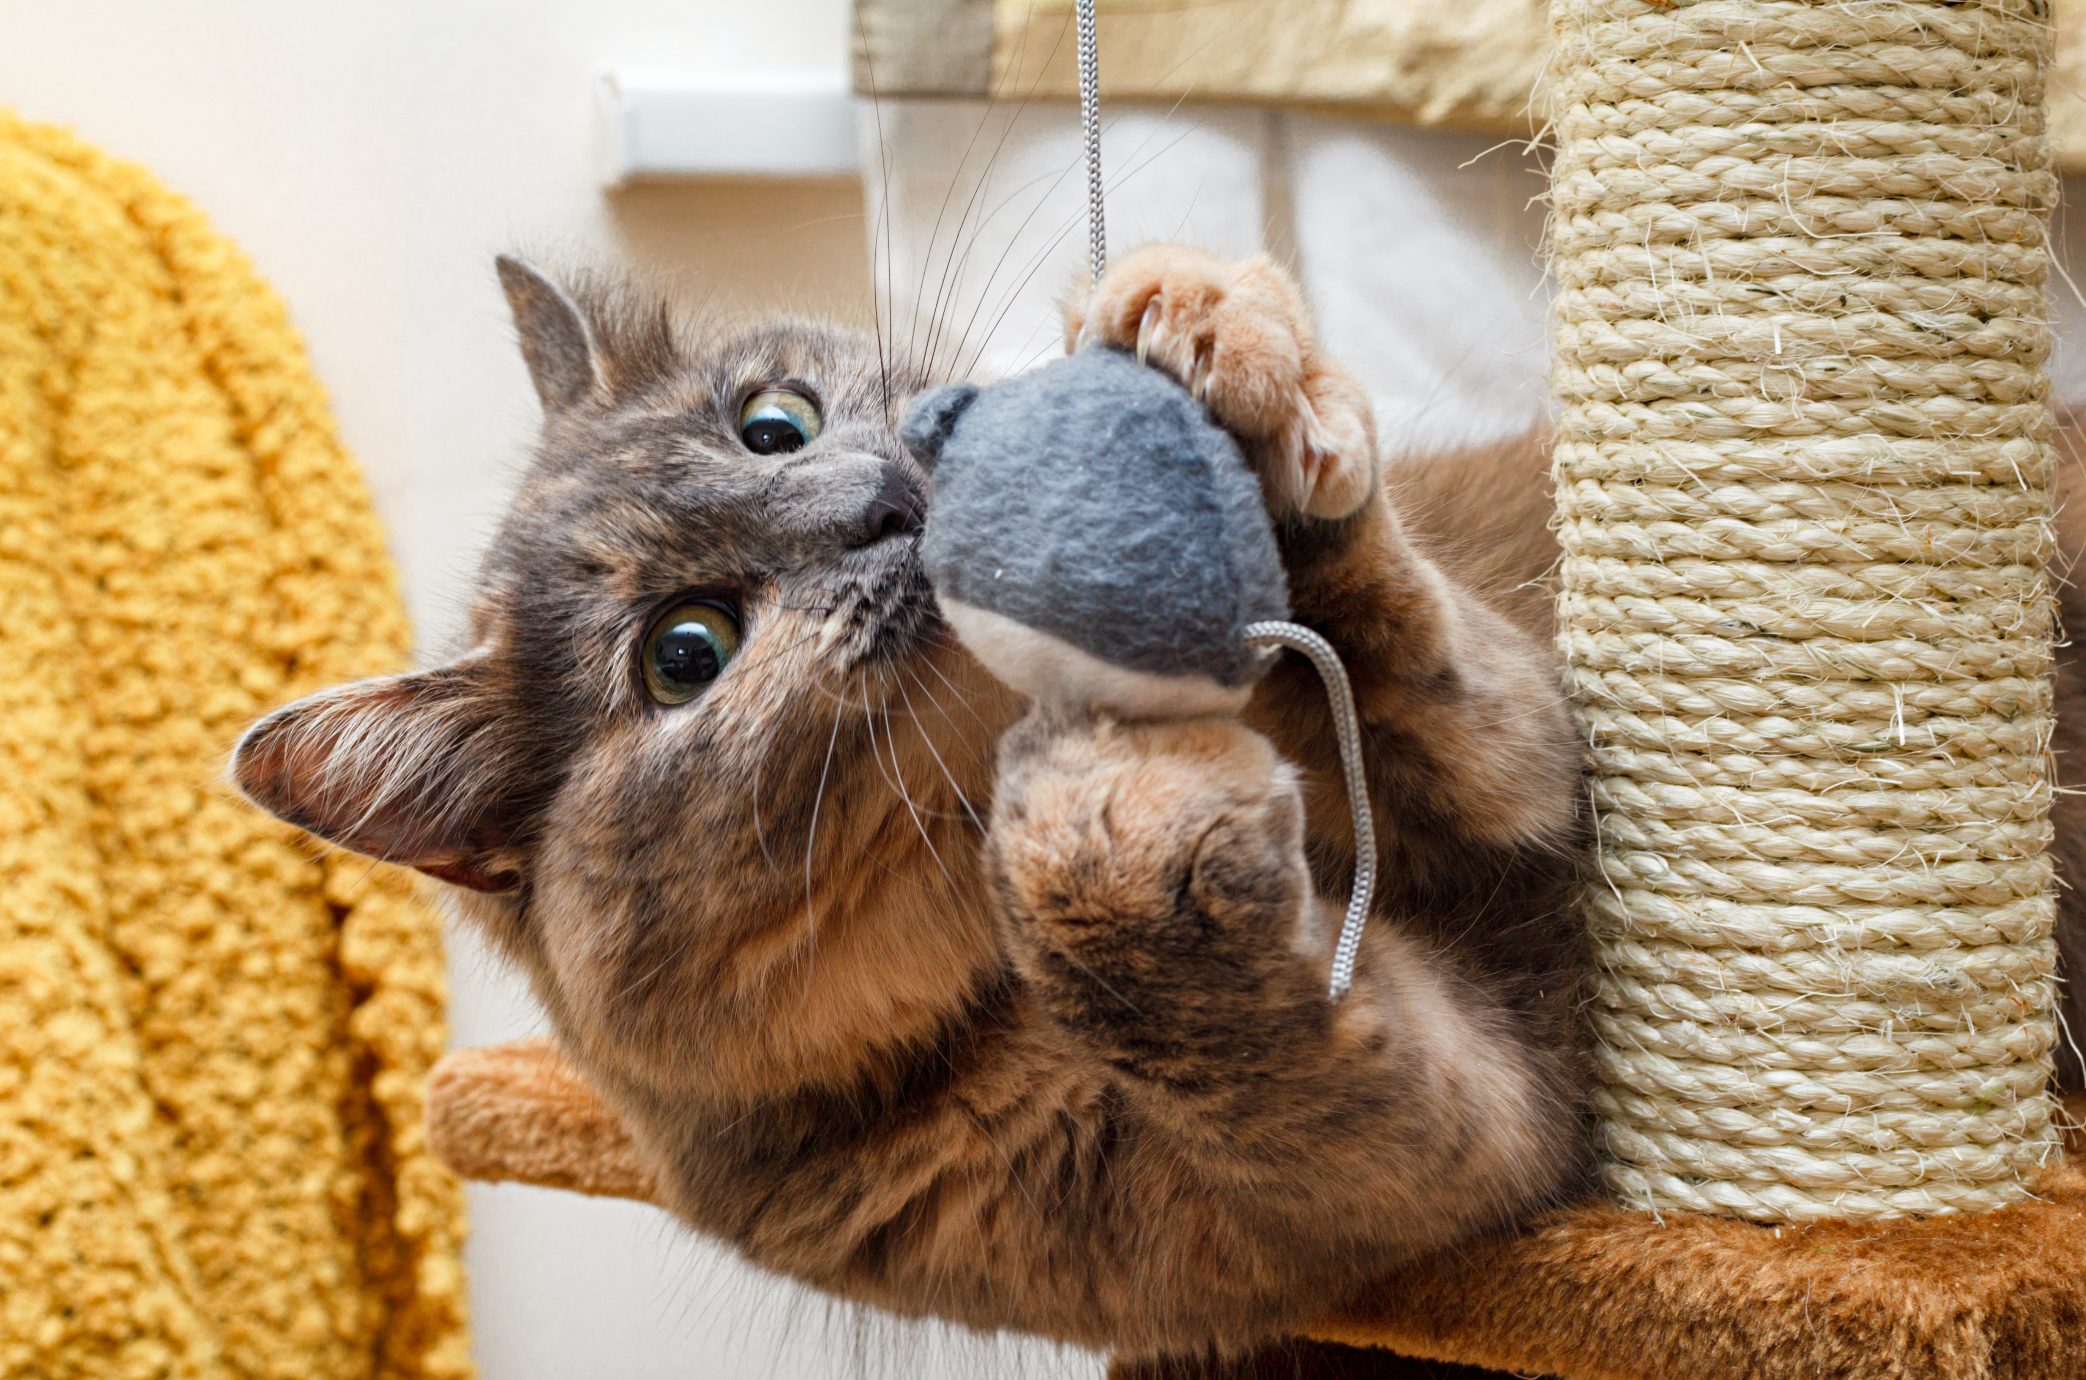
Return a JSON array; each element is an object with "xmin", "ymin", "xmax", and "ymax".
[{"xmin": 899, "ymin": 383, "xmax": 980, "ymax": 471}]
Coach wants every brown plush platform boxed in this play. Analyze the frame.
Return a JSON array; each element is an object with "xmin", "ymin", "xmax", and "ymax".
[{"xmin": 427, "ymin": 1041, "xmax": 2086, "ymax": 1379}]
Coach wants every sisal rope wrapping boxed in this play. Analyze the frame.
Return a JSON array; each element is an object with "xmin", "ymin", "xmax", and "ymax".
[{"xmin": 1548, "ymin": 0, "xmax": 2064, "ymax": 1222}]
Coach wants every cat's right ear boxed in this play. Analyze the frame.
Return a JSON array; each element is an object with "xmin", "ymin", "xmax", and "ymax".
[
  {"xmin": 233, "ymin": 660, "xmax": 525, "ymax": 892},
  {"xmin": 899, "ymin": 382, "xmax": 980, "ymax": 472},
  {"xmin": 497, "ymin": 255, "xmax": 600, "ymax": 414}
]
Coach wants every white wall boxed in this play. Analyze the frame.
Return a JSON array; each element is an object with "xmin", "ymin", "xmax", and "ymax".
[{"xmin": 13, "ymin": 4, "xmax": 2086, "ymax": 1377}]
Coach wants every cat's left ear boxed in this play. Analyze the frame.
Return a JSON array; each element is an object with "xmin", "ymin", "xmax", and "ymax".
[
  {"xmin": 497, "ymin": 255, "xmax": 600, "ymax": 414},
  {"xmin": 233, "ymin": 660, "xmax": 528, "ymax": 892}
]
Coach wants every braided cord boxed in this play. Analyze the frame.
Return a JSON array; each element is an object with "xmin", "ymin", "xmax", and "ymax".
[
  {"xmin": 1076, "ymin": 0, "xmax": 1105, "ymax": 283},
  {"xmin": 1245, "ymin": 621, "xmax": 1377, "ymax": 1001},
  {"xmin": 1549, "ymin": 0, "xmax": 2062, "ymax": 1222}
]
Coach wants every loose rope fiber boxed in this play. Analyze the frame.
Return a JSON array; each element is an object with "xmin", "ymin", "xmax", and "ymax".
[{"xmin": 1549, "ymin": 0, "xmax": 2064, "ymax": 1221}]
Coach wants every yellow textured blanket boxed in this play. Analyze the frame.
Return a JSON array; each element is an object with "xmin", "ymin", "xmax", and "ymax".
[{"xmin": 0, "ymin": 114, "xmax": 469, "ymax": 1380}]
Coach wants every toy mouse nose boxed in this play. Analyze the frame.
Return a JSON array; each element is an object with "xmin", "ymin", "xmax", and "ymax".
[{"xmin": 854, "ymin": 463, "xmax": 927, "ymax": 546}]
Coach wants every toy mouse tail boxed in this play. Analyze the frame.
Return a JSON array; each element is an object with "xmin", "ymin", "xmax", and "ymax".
[{"xmin": 1243, "ymin": 621, "xmax": 1375, "ymax": 1001}]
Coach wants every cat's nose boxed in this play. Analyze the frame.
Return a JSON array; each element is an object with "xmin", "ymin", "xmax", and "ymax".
[{"xmin": 852, "ymin": 463, "xmax": 926, "ymax": 546}]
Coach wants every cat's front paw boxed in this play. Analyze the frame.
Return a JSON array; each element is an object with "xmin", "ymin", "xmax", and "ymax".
[
  {"xmin": 988, "ymin": 709, "xmax": 1320, "ymax": 1042},
  {"xmin": 1064, "ymin": 245, "xmax": 1376, "ymax": 521}
]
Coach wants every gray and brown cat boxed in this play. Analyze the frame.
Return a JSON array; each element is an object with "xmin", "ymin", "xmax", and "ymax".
[{"xmin": 232, "ymin": 245, "xmax": 2084, "ymax": 1368}]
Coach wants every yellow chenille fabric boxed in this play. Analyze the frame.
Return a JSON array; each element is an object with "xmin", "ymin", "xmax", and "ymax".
[{"xmin": 0, "ymin": 113, "xmax": 470, "ymax": 1380}]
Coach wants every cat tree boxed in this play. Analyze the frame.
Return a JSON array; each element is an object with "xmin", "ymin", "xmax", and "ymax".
[{"xmin": 422, "ymin": 0, "xmax": 2086, "ymax": 1374}]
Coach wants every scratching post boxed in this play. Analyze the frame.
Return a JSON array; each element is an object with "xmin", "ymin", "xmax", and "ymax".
[{"xmin": 1551, "ymin": 0, "xmax": 2064, "ymax": 1220}]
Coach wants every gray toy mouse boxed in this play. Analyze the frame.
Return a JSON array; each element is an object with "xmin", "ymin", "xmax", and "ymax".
[{"xmin": 902, "ymin": 345, "xmax": 1290, "ymax": 718}]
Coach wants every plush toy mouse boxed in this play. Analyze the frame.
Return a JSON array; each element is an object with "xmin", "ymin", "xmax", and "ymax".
[
  {"xmin": 901, "ymin": 344, "xmax": 1291, "ymax": 719},
  {"xmin": 903, "ymin": 342, "xmax": 1375, "ymax": 1000}
]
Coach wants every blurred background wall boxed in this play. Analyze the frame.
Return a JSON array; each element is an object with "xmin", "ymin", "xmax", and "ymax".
[{"xmin": 8, "ymin": 2, "xmax": 2086, "ymax": 1377}]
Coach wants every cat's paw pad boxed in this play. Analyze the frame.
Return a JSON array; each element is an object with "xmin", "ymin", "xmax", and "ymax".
[
  {"xmin": 990, "ymin": 711, "xmax": 1305, "ymax": 964},
  {"xmin": 1065, "ymin": 244, "xmax": 1374, "ymax": 521}
]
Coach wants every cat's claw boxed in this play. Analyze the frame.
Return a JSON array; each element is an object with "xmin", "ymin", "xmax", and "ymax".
[
  {"xmin": 1133, "ymin": 301, "xmax": 1214, "ymax": 405},
  {"xmin": 1068, "ymin": 244, "xmax": 1376, "ymax": 522},
  {"xmin": 1135, "ymin": 298, "xmax": 1161, "ymax": 367}
]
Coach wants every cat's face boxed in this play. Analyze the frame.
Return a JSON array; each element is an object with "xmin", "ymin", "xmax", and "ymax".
[{"xmin": 237, "ymin": 261, "xmax": 1018, "ymax": 1105}]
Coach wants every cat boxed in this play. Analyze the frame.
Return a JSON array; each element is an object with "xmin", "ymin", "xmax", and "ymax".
[{"xmin": 230, "ymin": 242, "xmax": 2083, "ymax": 1364}]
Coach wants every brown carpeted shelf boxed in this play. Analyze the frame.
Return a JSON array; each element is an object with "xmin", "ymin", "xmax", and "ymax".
[{"xmin": 428, "ymin": 1040, "xmax": 2086, "ymax": 1380}]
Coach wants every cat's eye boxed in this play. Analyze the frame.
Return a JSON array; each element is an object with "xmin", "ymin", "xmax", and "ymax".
[
  {"xmin": 642, "ymin": 601, "xmax": 741, "ymax": 705},
  {"xmin": 738, "ymin": 389, "xmax": 822, "ymax": 455}
]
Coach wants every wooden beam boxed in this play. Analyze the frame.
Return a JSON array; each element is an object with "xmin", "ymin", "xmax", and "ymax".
[{"xmin": 855, "ymin": 0, "xmax": 2086, "ymax": 171}]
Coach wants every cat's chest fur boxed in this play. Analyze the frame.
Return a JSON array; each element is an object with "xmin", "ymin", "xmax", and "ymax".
[
  {"xmin": 607, "ymin": 977, "xmax": 1119, "ymax": 1308},
  {"xmin": 603, "ymin": 967, "xmax": 1387, "ymax": 1347}
]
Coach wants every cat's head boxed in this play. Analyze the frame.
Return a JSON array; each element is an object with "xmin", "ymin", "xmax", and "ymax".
[{"xmin": 235, "ymin": 259, "xmax": 1017, "ymax": 1105}]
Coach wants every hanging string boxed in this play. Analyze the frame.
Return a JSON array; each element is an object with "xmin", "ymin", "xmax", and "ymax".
[
  {"xmin": 1072, "ymin": 0, "xmax": 1375, "ymax": 1002},
  {"xmin": 1076, "ymin": 0, "xmax": 1105, "ymax": 283}
]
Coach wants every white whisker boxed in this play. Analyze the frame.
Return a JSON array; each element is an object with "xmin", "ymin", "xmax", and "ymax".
[
  {"xmin": 898, "ymin": 666, "xmax": 987, "ymax": 836},
  {"xmin": 802, "ymin": 676, "xmax": 848, "ymax": 927},
  {"xmin": 862, "ymin": 673, "xmax": 960, "ymax": 890}
]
